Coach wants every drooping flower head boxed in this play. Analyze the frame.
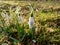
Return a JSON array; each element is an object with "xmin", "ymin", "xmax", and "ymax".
[{"xmin": 18, "ymin": 13, "xmax": 23, "ymax": 23}]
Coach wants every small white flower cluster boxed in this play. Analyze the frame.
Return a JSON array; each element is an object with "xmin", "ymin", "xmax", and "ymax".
[
  {"xmin": 15, "ymin": 6, "xmax": 35, "ymax": 29},
  {"xmin": 1, "ymin": 6, "xmax": 35, "ymax": 29},
  {"xmin": 17, "ymin": 13, "xmax": 34, "ymax": 29}
]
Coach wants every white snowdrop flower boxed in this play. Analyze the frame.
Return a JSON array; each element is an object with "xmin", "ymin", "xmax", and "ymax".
[
  {"xmin": 28, "ymin": 13, "xmax": 34, "ymax": 29},
  {"xmin": 5, "ymin": 13, "xmax": 9, "ymax": 20},
  {"xmin": 36, "ymin": 8, "xmax": 38, "ymax": 12},
  {"xmin": 4, "ymin": 13, "xmax": 10, "ymax": 26},
  {"xmin": 32, "ymin": 39, "xmax": 36, "ymax": 43},
  {"xmin": 18, "ymin": 14, "xmax": 23, "ymax": 23}
]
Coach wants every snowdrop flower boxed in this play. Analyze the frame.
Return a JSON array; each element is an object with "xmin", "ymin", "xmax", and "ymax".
[
  {"xmin": 4, "ymin": 13, "xmax": 10, "ymax": 26},
  {"xmin": 5, "ymin": 13, "xmax": 9, "ymax": 20},
  {"xmin": 36, "ymin": 8, "xmax": 38, "ymax": 12},
  {"xmin": 32, "ymin": 39, "xmax": 36, "ymax": 43},
  {"xmin": 28, "ymin": 13, "xmax": 34, "ymax": 29},
  {"xmin": 18, "ymin": 14, "xmax": 23, "ymax": 23}
]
